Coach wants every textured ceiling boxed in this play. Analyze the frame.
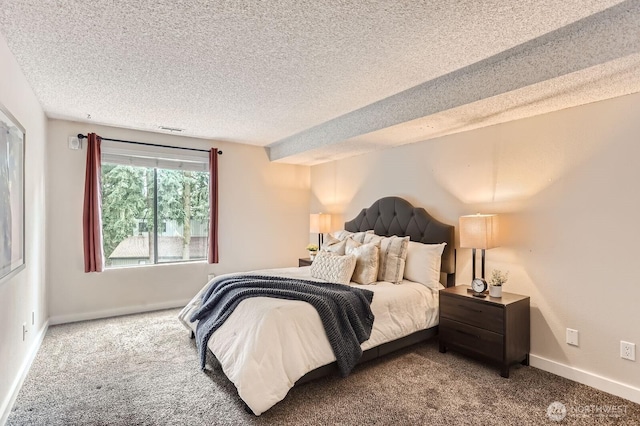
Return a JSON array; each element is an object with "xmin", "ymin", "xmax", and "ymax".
[{"xmin": 0, "ymin": 0, "xmax": 637, "ymax": 165}]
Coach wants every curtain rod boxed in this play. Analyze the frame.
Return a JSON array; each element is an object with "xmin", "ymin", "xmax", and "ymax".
[{"xmin": 76, "ymin": 133, "xmax": 222, "ymax": 155}]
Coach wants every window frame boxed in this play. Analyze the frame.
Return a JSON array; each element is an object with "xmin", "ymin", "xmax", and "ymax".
[{"xmin": 100, "ymin": 142, "xmax": 210, "ymax": 269}]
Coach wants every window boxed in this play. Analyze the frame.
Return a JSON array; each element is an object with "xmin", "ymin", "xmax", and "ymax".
[{"xmin": 100, "ymin": 142, "xmax": 209, "ymax": 268}]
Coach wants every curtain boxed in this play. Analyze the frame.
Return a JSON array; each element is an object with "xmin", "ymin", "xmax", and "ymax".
[
  {"xmin": 83, "ymin": 133, "xmax": 104, "ymax": 272},
  {"xmin": 208, "ymin": 148, "xmax": 219, "ymax": 263}
]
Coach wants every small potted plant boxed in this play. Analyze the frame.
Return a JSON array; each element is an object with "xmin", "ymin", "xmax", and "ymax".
[
  {"xmin": 306, "ymin": 244, "xmax": 319, "ymax": 260},
  {"xmin": 489, "ymin": 269, "xmax": 509, "ymax": 298}
]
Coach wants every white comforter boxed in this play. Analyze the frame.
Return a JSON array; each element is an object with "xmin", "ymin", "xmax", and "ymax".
[{"xmin": 178, "ymin": 266, "xmax": 440, "ymax": 415}]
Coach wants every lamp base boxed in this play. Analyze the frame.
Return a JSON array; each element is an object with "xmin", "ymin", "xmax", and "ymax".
[{"xmin": 466, "ymin": 287, "xmax": 488, "ymax": 295}]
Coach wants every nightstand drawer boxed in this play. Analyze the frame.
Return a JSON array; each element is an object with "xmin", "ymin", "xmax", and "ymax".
[
  {"xmin": 440, "ymin": 318, "xmax": 503, "ymax": 360},
  {"xmin": 440, "ymin": 295, "xmax": 504, "ymax": 334}
]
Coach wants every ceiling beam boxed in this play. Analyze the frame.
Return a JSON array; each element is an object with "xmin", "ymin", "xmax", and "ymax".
[{"xmin": 268, "ymin": 0, "xmax": 640, "ymax": 162}]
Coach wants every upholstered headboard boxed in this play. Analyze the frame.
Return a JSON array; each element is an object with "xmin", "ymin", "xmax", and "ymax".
[{"xmin": 344, "ymin": 196, "xmax": 455, "ymax": 287}]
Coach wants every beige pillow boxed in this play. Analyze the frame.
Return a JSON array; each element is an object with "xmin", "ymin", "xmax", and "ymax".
[
  {"xmin": 346, "ymin": 240, "xmax": 380, "ymax": 285},
  {"xmin": 378, "ymin": 236, "xmax": 410, "ymax": 284},
  {"xmin": 345, "ymin": 237, "xmax": 360, "ymax": 252},
  {"xmin": 310, "ymin": 251, "xmax": 357, "ymax": 285},
  {"xmin": 322, "ymin": 233, "xmax": 346, "ymax": 255},
  {"xmin": 331, "ymin": 230, "xmax": 353, "ymax": 241},
  {"xmin": 331, "ymin": 230, "xmax": 373, "ymax": 243},
  {"xmin": 403, "ymin": 242, "xmax": 447, "ymax": 289},
  {"xmin": 363, "ymin": 233, "xmax": 384, "ymax": 245},
  {"xmin": 351, "ymin": 230, "xmax": 373, "ymax": 243}
]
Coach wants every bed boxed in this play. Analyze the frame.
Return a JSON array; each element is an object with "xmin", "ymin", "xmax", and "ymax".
[{"xmin": 179, "ymin": 196, "xmax": 455, "ymax": 415}]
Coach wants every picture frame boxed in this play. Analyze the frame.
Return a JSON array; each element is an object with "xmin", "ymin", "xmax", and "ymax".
[{"xmin": 0, "ymin": 102, "xmax": 25, "ymax": 283}]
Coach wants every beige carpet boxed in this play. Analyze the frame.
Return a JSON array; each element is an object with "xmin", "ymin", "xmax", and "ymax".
[{"xmin": 7, "ymin": 309, "xmax": 639, "ymax": 425}]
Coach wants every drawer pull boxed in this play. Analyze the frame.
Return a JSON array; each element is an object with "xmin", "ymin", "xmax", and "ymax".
[
  {"xmin": 458, "ymin": 304, "xmax": 482, "ymax": 313},
  {"xmin": 455, "ymin": 329, "xmax": 478, "ymax": 339}
]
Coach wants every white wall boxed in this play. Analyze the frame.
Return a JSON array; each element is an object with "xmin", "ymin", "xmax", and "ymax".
[
  {"xmin": 47, "ymin": 120, "xmax": 310, "ymax": 323},
  {"xmin": 310, "ymin": 92, "xmax": 640, "ymax": 401},
  {"xmin": 0, "ymin": 34, "xmax": 48, "ymax": 422}
]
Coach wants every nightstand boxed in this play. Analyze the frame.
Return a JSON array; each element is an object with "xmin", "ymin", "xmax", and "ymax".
[
  {"xmin": 298, "ymin": 258, "xmax": 313, "ymax": 267},
  {"xmin": 438, "ymin": 286, "xmax": 530, "ymax": 378}
]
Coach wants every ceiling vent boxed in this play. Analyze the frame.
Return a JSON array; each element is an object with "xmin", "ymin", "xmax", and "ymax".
[{"xmin": 159, "ymin": 126, "xmax": 184, "ymax": 132}]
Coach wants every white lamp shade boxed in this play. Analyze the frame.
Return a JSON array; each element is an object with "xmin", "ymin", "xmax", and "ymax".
[
  {"xmin": 459, "ymin": 214, "xmax": 499, "ymax": 249},
  {"xmin": 310, "ymin": 213, "xmax": 332, "ymax": 233}
]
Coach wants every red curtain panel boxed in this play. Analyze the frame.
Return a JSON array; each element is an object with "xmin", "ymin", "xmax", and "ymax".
[
  {"xmin": 83, "ymin": 133, "xmax": 104, "ymax": 272},
  {"xmin": 208, "ymin": 148, "xmax": 219, "ymax": 264}
]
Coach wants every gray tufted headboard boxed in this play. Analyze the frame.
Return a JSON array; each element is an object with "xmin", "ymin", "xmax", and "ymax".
[{"xmin": 344, "ymin": 196, "xmax": 455, "ymax": 287}]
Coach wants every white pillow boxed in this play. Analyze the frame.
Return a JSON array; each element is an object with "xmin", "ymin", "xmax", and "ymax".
[
  {"xmin": 310, "ymin": 251, "xmax": 357, "ymax": 285},
  {"xmin": 377, "ymin": 236, "xmax": 410, "ymax": 284},
  {"xmin": 321, "ymin": 233, "xmax": 346, "ymax": 255},
  {"xmin": 403, "ymin": 242, "xmax": 447, "ymax": 289},
  {"xmin": 345, "ymin": 240, "xmax": 380, "ymax": 285}
]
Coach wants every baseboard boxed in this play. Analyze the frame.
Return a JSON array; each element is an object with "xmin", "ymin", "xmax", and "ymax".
[
  {"xmin": 49, "ymin": 299, "xmax": 191, "ymax": 325},
  {"xmin": 530, "ymin": 354, "xmax": 640, "ymax": 404},
  {"xmin": 0, "ymin": 320, "xmax": 49, "ymax": 426}
]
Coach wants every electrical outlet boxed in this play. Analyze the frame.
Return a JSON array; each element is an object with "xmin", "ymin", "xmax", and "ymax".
[
  {"xmin": 22, "ymin": 323, "xmax": 27, "ymax": 341},
  {"xmin": 621, "ymin": 341, "xmax": 636, "ymax": 361},
  {"xmin": 566, "ymin": 328, "xmax": 579, "ymax": 346}
]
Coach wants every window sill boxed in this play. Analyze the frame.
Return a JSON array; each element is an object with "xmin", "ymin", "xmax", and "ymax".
[{"xmin": 105, "ymin": 259, "xmax": 207, "ymax": 271}]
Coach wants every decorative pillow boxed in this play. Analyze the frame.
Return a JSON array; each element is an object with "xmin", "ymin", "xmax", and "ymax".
[
  {"xmin": 403, "ymin": 242, "xmax": 447, "ymax": 289},
  {"xmin": 321, "ymin": 233, "xmax": 347, "ymax": 255},
  {"xmin": 323, "ymin": 233, "xmax": 340, "ymax": 246},
  {"xmin": 331, "ymin": 230, "xmax": 353, "ymax": 241},
  {"xmin": 346, "ymin": 240, "xmax": 380, "ymax": 285},
  {"xmin": 310, "ymin": 251, "xmax": 357, "ymax": 285},
  {"xmin": 331, "ymin": 230, "xmax": 373, "ymax": 243},
  {"xmin": 377, "ymin": 236, "xmax": 410, "ymax": 284},
  {"xmin": 363, "ymin": 233, "xmax": 384, "ymax": 245},
  {"xmin": 351, "ymin": 230, "xmax": 374, "ymax": 243},
  {"xmin": 345, "ymin": 237, "xmax": 360, "ymax": 252}
]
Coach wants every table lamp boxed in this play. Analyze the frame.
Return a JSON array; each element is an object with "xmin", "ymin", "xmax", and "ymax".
[
  {"xmin": 459, "ymin": 214, "xmax": 499, "ymax": 281},
  {"xmin": 310, "ymin": 213, "xmax": 332, "ymax": 248}
]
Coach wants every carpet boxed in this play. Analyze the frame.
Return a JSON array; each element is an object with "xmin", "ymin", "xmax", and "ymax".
[{"xmin": 7, "ymin": 309, "xmax": 639, "ymax": 425}]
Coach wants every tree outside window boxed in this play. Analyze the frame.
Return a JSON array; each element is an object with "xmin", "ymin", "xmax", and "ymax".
[{"xmin": 101, "ymin": 163, "xmax": 209, "ymax": 268}]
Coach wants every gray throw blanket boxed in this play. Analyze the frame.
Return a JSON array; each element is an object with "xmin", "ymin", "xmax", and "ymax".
[{"xmin": 189, "ymin": 274, "xmax": 375, "ymax": 377}]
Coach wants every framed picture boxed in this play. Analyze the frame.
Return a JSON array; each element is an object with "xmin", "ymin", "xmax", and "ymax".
[{"xmin": 0, "ymin": 102, "xmax": 25, "ymax": 282}]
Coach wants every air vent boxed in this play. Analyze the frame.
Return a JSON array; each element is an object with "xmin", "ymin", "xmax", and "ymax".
[{"xmin": 159, "ymin": 126, "xmax": 184, "ymax": 132}]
